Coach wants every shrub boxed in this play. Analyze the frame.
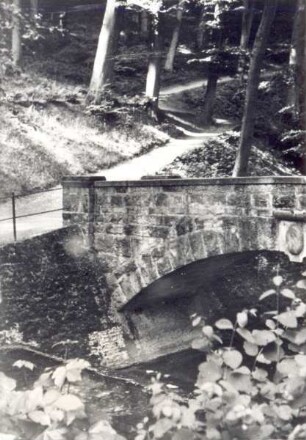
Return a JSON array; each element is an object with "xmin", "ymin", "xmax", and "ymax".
[
  {"xmin": 0, "ymin": 358, "xmax": 125, "ymax": 440},
  {"xmin": 2, "ymin": 273, "xmax": 306, "ymax": 439},
  {"xmin": 136, "ymin": 273, "xmax": 306, "ymax": 440}
]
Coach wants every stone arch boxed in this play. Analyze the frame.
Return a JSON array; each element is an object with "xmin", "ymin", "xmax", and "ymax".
[
  {"xmin": 116, "ymin": 249, "xmax": 300, "ymax": 365},
  {"xmin": 112, "ymin": 215, "xmax": 277, "ymax": 309},
  {"xmin": 121, "ymin": 249, "xmax": 293, "ymax": 314}
]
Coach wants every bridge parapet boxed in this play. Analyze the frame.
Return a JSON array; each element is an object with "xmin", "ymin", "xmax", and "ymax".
[{"xmin": 62, "ymin": 176, "xmax": 306, "ymax": 308}]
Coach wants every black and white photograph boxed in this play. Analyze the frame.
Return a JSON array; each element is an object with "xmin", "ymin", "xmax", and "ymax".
[{"xmin": 0, "ymin": 0, "xmax": 306, "ymax": 438}]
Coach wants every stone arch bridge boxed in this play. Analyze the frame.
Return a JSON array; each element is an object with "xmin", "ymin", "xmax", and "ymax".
[{"xmin": 62, "ymin": 176, "xmax": 306, "ymax": 366}]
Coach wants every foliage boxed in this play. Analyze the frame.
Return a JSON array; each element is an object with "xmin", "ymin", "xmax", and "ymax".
[
  {"xmin": 135, "ymin": 273, "xmax": 306, "ymax": 439},
  {"xmin": 0, "ymin": 358, "xmax": 125, "ymax": 440},
  {"xmin": 0, "ymin": 0, "xmax": 62, "ymax": 72},
  {"xmin": 162, "ymin": 130, "xmax": 298, "ymax": 178},
  {"xmin": 85, "ymin": 88, "xmax": 152, "ymax": 121},
  {"xmin": 125, "ymin": 0, "xmax": 163, "ymax": 15},
  {"xmin": 1, "ymin": 273, "xmax": 306, "ymax": 440},
  {"xmin": 0, "ymin": 325, "xmax": 23, "ymax": 346},
  {"xmin": 280, "ymin": 129, "xmax": 306, "ymax": 161},
  {"xmin": 186, "ymin": 0, "xmax": 241, "ymax": 78}
]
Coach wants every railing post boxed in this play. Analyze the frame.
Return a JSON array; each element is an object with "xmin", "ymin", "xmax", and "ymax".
[
  {"xmin": 88, "ymin": 183, "xmax": 95, "ymax": 251},
  {"xmin": 12, "ymin": 192, "xmax": 17, "ymax": 242}
]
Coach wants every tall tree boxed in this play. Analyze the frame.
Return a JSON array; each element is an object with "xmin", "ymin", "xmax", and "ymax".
[
  {"xmin": 125, "ymin": 0, "xmax": 164, "ymax": 117},
  {"xmin": 232, "ymin": 0, "xmax": 278, "ymax": 177},
  {"xmin": 196, "ymin": 4, "xmax": 207, "ymax": 51},
  {"xmin": 12, "ymin": 0, "xmax": 22, "ymax": 66},
  {"xmin": 287, "ymin": 0, "xmax": 305, "ymax": 127},
  {"xmin": 140, "ymin": 9, "xmax": 150, "ymax": 41},
  {"xmin": 145, "ymin": 11, "xmax": 163, "ymax": 118},
  {"xmin": 238, "ymin": 0, "xmax": 255, "ymax": 80},
  {"xmin": 240, "ymin": 0, "xmax": 254, "ymax": 50},
  {"xmin": 202, "ymin": 63, "xmax": 219, "ymax": 125},
  {"xmin": 164, "ymin": 0, "xmax": 185, "ymax": 72},
  {"xmin": 87, "ymin": 0, "xmax": 117, "ymax": 104},
  {"xmin": 199, "ymin": 0, "xmax": 224, "ymax": 126}
]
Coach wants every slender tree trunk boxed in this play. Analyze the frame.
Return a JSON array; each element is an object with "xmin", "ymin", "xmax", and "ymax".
[
  {"xmin": 294, "ymin": 0, "xmax": 306, "ymax": 128},
  {"xmin": 87, "ymin": 0, "xmax": 117, "ymax": 104},
  {"xmin": 12, "ymin": 0, "xmax": 22, "ymax": 66},
  {"xmin": 140, "ymin": 10, "xmax": 150, "ymax": 41},
  {"xmin": 164, "ymin": 0, "xmax": 185, "ymax": 72},
  {"xmin": 145, "ymin": 13, "xmax": 162, "ymax": 119},
  {"xmin": 201, "ymin": 3, "xmax": 222, "ymax": 126},
  {"xmin": 113, "ymin": 5, "xmax": 125, "ymax": 48},
  {"xmin": 202, "ymin": 69, "xmax": 218, "ymax": 126},
  {"xmin": 286, "ymin": 0, "xmax": 306, "ymax": 175},
  {"xmin": 292, "ymin": 0, "xmax": 306, "ymax": 175},
  {"xmin": 196, "ymin": 7, "xmax": 206, "ymax": 51},
  {"xmin": 240, "ymin": 0, "xmax": 255, "ymax": 50},
  {"xmin": 238, "ymin": 0, "xmax": 255, "ymax": 81},
  {"xmin": 287, "ymin": 0, "xmax": 299, "ymax": 112},
  {"xmin": 30, "ymin": 0, "xmax": 38, "ymax": 17},
  {"xmin": 233, "ymin": 0, "xmax": 278, "ymax": 177}
]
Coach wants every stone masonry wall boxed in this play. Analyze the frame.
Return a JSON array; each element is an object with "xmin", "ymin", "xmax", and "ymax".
[
  {"xmin": 62, "ymin": 176, "xmax": 306, "ymax": 366},
  {"xmin": 63, "ymin": 176, "xmax": 306, "ymax": 312}
]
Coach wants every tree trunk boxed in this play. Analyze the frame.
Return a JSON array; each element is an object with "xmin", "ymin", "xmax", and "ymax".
[
  {"xmin": 113, "ymin": 5, "xmax": 126, "ymax": 48},
  {"xmin": 145, "ymin": 13, "xmax": 162, "ymax": 119},
  {"xmin": 30, "ymin": 0, "xmax": 38, "ymax": 17},
  {"xmin": 291, "ymin": 0, "xmax": 306, "ymax": 127},
  {"xmin": 240, "ymin": 0, "xmax": 255, "ymax": 50},
  {"xmin": 87, "ymin": 0, "xmax": 117, "ymax": 104},
  {"xmin": 233, "ymin": 0, "xmax": 278, "ymax": 177},
  {"xmin": 238, "ymin": 0, "xmax": 255, "ymax": 81},
  {"xmin": 292, "ymin": 0, "xmax": 306, "ymax": 175},
  {"xmin": 202, "ymin": 69, "xmax": 218, "ymax": 126},
  {"xmin": 164, "ymin": 0, "xmax": 185, "ymax": 72},
  {"xmin": 201, "ymin": 2, "xmax": 222, "ymax": 126},
  {"xmin": 196, "ymin": 7, "xmax": 206, "ymax": 50},
  {"xmin": 140, "ymin": 9, "xmax": 150, "ymax": 41},
  {"xmin": 12, "ymin": 0, "xmax": 22, "ymax": 66},
  {"xmin": 287, "ymin": 0, "xmax": 300, "ymax": 113}
]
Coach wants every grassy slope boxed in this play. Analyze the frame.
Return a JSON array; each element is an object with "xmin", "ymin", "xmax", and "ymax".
[
  {"xmin": 0, "ymin": 74, "xmax": 168, "ymax": 198},
  {"xmin": 0, "ymin": 13, "xmax": 169, "ymax": 199}
]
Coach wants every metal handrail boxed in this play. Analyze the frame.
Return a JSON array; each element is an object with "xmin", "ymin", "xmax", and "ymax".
[
  {"xmin": 0, "ymin": 208, "xmax": 63, "ymax": 223},
  {"xmin": 0, "ymin": 187, "xmax": 62, "ymax": 202},
  {"xmin": 0, "ymin": 187, "xmax": 63, "ymax": 242}
]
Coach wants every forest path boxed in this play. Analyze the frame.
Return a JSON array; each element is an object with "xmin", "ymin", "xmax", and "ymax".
[
  {"xmin": 97, "ymin": 77, "xmax": 233, "ymax": 179},
  {"xmin": 0, "ymin": 78, "xmax": 230, "ymax": 243},
  {"xmin": 97, "ymin": 130, "xmax": 223, "ymax": 180}
]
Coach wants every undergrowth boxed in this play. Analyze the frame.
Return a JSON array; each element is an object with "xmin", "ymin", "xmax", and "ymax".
[
  {"xmin": 162, "ymin": 130, "xmax": 299, "ymax": 178},
  {"xmin": 1, "ymin": 273, "xmax": 306, "ymax": 439},
  {"xmin": 135, "ymin": 273, "xmax": 306, "ymax": 440},
  {"xmin": 0, "ymin": 73, "xmax": 168, "ymax": 198}
]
